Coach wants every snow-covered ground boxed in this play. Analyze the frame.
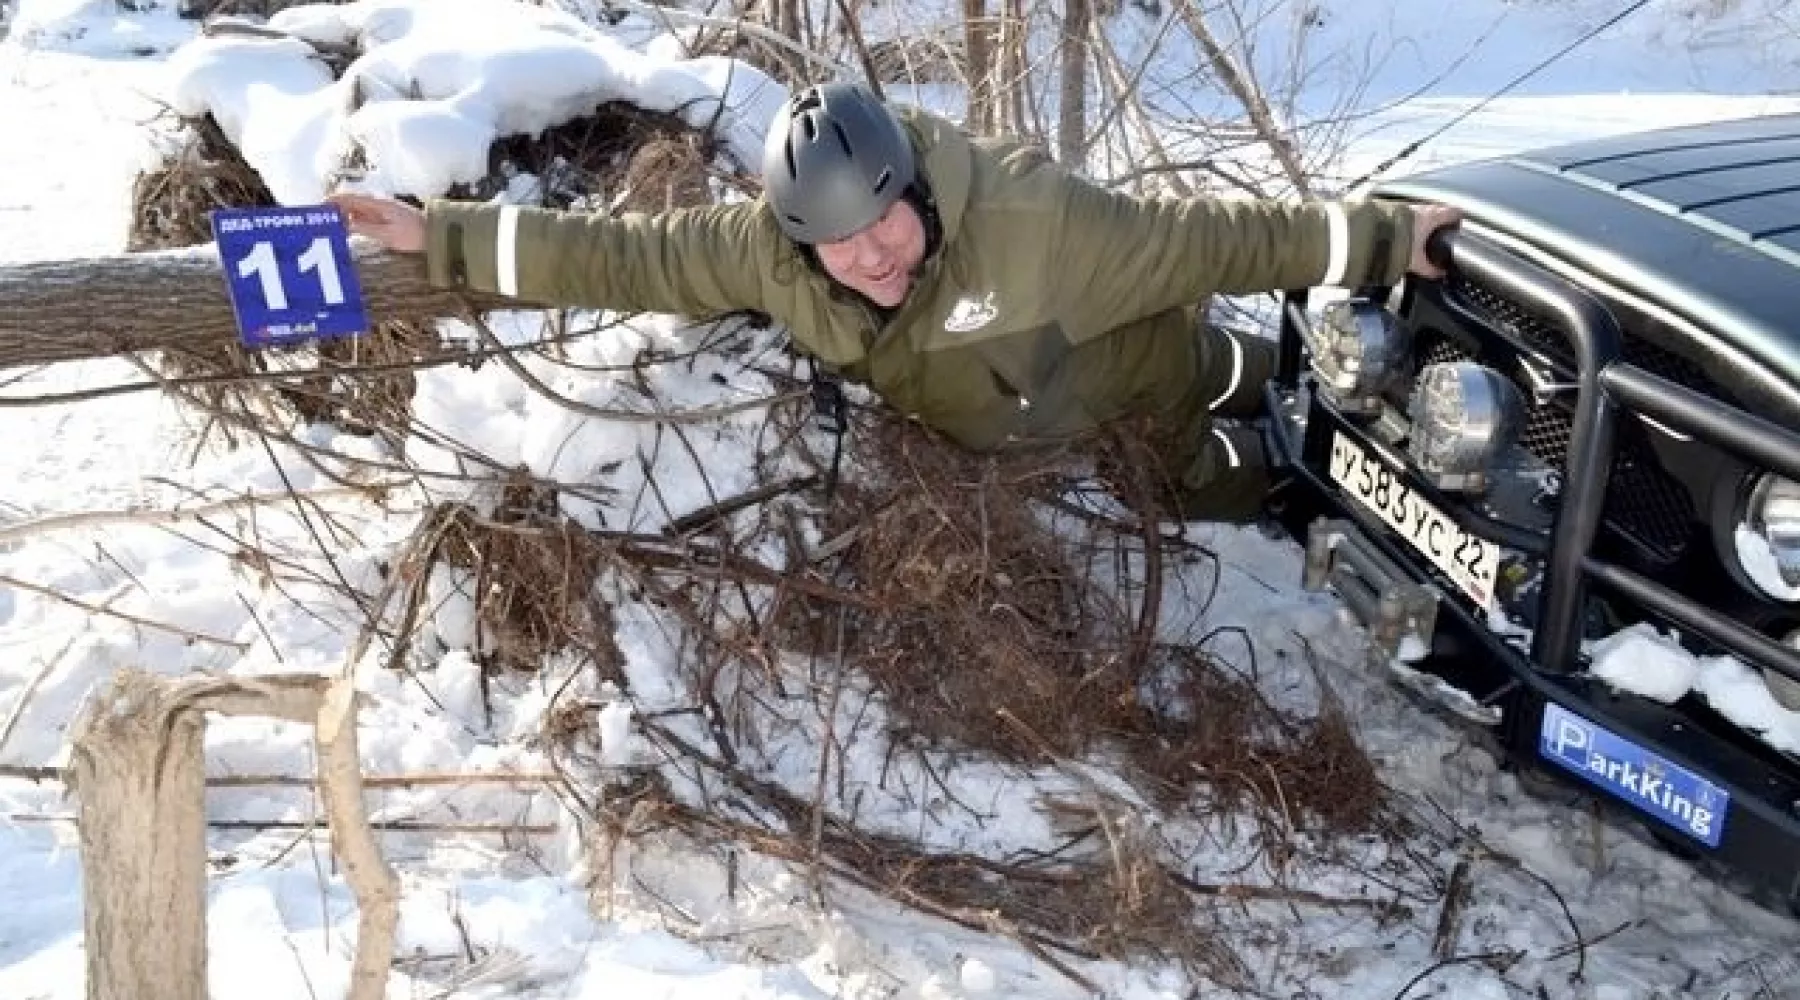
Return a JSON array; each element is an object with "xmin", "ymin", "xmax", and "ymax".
[{"xmin": 4, "ymin": 0, "xmax": 1800, "ymax": 998}]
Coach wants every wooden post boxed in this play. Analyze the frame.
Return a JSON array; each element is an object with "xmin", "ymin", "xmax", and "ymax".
[
  {"xmin": 67, "ymin": 672, "xmax": 211, "ymax": 1000},
  {"xmin": 66, "ymin": 669, "xmax": 398, "ymax": 1000}
]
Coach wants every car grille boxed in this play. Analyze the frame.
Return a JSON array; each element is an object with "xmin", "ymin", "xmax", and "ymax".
[
  {"xmin": 1417, "ymin": 335, "xmax": 1694, "ymax": 563},
  {"xmin": 1450, "ymin": 275, "xmax": 1720, "ymax": 397}
]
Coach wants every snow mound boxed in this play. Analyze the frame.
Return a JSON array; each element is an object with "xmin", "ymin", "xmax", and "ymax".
[{"xmin": 163, "ymin": 0, "xmax": 787, "ymax": 204}]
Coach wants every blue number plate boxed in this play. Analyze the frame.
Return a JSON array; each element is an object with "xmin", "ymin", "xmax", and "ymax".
[
  {"xmin": 1539, "ymin": 703, "xmax": 1729, "ymax": 847},
  {"xmin": 211, "ymin": 205, "xmax": 369, "ymax": 348}
]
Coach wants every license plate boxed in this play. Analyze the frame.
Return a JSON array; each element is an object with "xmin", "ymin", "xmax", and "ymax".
[
  {"xmin": 1328, "ymin": 430, "xmax": 1498, "ymax": 608},
  {"xmin": 1540, "ymin": 703, "xmax": 1729, "ymax": 847}
]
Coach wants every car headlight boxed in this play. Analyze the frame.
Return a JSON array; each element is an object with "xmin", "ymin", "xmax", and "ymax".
[
  {"xmin": 1740, "ymin": 473, "xmax": 1800, "ymax": 598},
  {"xmin": 1303, "ymin": 299, "xmax": 1410, "ymax": 414},
  {"xmin": 1406, "ymin": 361, "xmax": 1525, "ymax": 494}
]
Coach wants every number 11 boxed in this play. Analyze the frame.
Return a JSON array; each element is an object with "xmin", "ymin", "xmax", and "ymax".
[{"xmin": 237, "ymin": 237, "xmax": 347, "ymax": 311}]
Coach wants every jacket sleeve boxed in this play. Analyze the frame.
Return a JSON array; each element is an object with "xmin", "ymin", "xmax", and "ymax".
[
  {"xmin": 1052, "ymin": 179, "xmax": 1416, "ymax": 344},
  {"xmin": 422, "ymin": 199, "xmax": 770, "ymax": 317}
]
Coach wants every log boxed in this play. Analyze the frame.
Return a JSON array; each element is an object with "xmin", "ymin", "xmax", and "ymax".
[{"xmin": 0, "ymin": 241, "xmax": 538, "ymax": 370}]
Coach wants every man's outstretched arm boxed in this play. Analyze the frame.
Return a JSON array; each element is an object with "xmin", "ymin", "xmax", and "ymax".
[
  {"xmin": 1049, "ymin": 178, "xmax": 1459, "ymax": 343},
  {"xmin": 333, "ymin": 192, "xmax": 773, "ymax": 319}
]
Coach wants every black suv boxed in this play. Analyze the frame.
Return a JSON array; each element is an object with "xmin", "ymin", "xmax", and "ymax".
[{"xmin": 1265, "ymin": 112, "xmax": 1800, "ymax": 906}]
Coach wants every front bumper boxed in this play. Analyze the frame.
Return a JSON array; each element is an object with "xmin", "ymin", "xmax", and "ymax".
[
  {"xmin": 1267, "ymin": 379, "xmax": 1800, "ymax": 898},
  {"xmin": 1264, "ymin": 229, "xmax": 1800, "ymax": 904}
]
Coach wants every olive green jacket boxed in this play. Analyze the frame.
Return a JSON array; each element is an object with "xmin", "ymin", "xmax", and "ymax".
[{"xmin": 423, "ymin": 108, "xmax": 1414, "ymax": 450}]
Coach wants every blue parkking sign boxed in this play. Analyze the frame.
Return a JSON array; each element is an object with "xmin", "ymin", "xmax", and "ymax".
[
  {"xmin": 1539, "ymin": 702, "xmax": 1729, "ymax": 848},
  {"xmin": 211, "ymin": 205, "xmax": 369, "ymax": 348}
]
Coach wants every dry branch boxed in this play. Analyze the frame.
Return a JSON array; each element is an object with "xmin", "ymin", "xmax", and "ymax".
[
  {"xmin": 315, "ymin": 675, "xmax": 400, "ymax": 1000},
  {"xmin": 0, "ymin": 572, "xmax": 250, "ymax": 649},
  {"xmin": 1432, "ymin": 857, "xmax": 1473, "ymax": 959},
  {"xmin": 602, "ymin": 0, "xmax": 846, "ymax": 74},
  {"xmin": 1089, "ymin": 19, "xmax": 1194, "ymax": 197},
  {"xmin": 0, "ymin": 485, "xmax": 403, "ymax": 545},
  {"xmin": 1173, "ymin": 0, "xmax": 1310, "ymax": 196}
]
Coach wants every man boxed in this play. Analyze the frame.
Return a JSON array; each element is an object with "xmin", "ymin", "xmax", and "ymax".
[{"xmin": 335, "ymin": 82, "xmax": 1459, "ymax": 521}]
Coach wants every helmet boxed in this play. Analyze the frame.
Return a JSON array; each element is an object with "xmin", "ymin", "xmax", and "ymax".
[{"xmin": 762, "ymin": 82, "xmax": 917, "ymax": 245}]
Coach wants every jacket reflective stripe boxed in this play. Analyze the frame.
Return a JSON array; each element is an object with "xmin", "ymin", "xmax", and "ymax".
[
  {"xmin": 1205, "ymin": 328, "xmax": 1244, "ymax": 412},
  {"xmin": 1212, "ymin": 426, "xmax": 1241, "ymax": 469},
  {"xmin": 496, "ymin": 205, "xmax": 521, "ymax": 298},
  {"xmin": 1323, "ymin": 202, "xmax": 1349, "ymax": 286}
]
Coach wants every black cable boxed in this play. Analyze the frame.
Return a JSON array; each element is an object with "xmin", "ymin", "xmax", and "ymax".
[{"xmin": 1344, "ymin": 0, "xmax": 1652, "ymax": 192}]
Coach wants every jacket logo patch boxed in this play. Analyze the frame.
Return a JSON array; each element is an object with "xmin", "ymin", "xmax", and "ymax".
[{"xmin": 944, "ymin": 292, "xmax": 998, "ymax": 334}]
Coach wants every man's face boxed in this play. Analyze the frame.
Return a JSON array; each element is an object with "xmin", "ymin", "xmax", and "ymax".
[{"xmin": 815, "ymin": 199, "xmax": 926, "ymax": 308}]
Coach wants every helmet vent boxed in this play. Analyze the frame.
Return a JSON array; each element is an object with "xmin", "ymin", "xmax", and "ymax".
[
  {"xmin": 800, "ymin": 115, "xmax": 818, "ymax": 142},
  {"xmin": 831, "ymin": 121, "xmax": 853, "ymax": 157},
  {"xmin": 873, "ymin": 168, "xmax": 892, "ymax": 194}
]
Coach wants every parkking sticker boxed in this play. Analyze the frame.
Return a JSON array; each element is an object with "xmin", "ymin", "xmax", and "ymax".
[{"xmin": 1539, "ymin": 702, "xmax": 1729, "ymax": 847}]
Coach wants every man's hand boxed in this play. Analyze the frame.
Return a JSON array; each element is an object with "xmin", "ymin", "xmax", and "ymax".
[
  {"xmin": 328, "ymin": 192, "xmax": 427, "ymax": 254},
  {"xmin": 1406, "ymin": 203, "xmax": 1463, "ymax": 279}
]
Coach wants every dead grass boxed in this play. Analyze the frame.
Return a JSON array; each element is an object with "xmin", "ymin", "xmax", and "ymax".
[
  {"xmin": 128, "ymin": 113, "xmax": 273, "ymax": 253},
  {"xmin": 418, "ymin": 487, "xmax": 623, "ymax": 679},
  {"xmin": 466, "ymin": 102, "xmax": 749, "ymax": 210},
  {"xmin": 769, "ymin": 415, "xmax": 1121, "ymax": 760},
  {"xmin": 765, "ymin": 411, "xmax": 1384, "ymax": 836}
]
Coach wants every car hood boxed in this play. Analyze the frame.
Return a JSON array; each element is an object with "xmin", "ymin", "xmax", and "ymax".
[{"xmin": 1376, "ymin": 113, "xmax": 1800, "ymax": 393}]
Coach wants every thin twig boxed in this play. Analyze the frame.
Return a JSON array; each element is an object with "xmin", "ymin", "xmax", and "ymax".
[
  {"xmin": 1432, "ymin": 857, "xmax": 1473, "ymax": 960},
  {"xmin": 1168, "ymin": 871, "xmax": 1408, "ymax": 916},
  {"xmin": 600, "ymin": 0, "xmax": 847, "ymax": 73},
  {"xmin": 808, "ymin": 606, "xmax": 849, "ymax": 905},
  {"xmin": 461, "ymin": 311, "xmax": 805, "ymax": 425},
  {"xmin": 0, "ymin": 485, "xmax": 403, "ymax": 546},
  {"xmin": 1544, "ymin": 919, "xmax": 1638, "ymax": 964},
  {"xmin": 0, "ymin": 632, "xmax": 85, "ymax": 760},
  {"xmin": 5, "ymin": 813, "xmax": 556, "ymax": 835},
  {"xmin": 0, "ymin": 764, "xmax": 557, "ymax": 788},
  {"xmin": 0, "ymin": 572, "xmax": 250, "ymax": 650},
  {"xmin": 1391, "ymin": 949, "xmax": 1521, "ymax": 999}
]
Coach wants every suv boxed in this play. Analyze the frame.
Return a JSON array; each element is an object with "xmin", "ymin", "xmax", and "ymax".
[{"xmin": 1265, "ymin": 112, "xmax": 1800, "ymax": 906}]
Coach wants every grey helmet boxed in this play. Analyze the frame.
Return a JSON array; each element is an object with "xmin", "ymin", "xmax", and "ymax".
[{"xmin": 762, "ymin": 82, "xmax": 917, "ymax": 245}]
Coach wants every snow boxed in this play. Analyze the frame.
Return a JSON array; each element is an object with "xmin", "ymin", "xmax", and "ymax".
[
  {"xmin": 5, "ymin": 0, "xmax": 1800, "ymax": 998},
  {"xmin": 1587, "ymin": 623, "xmax": 1700, "ymax": 706},
  {"xmin": 958, "ymin": 956, "xmax": 997, "ymax": 993},
  {"xmin": 1587, "ymin": 623, "xmax": 1800, "ymax": 756},
  {"xmin": 165, "ymin": 0, "xmax": 787, "ymax": 204}
]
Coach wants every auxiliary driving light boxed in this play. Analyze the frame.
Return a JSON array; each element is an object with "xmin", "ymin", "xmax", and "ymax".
[
  {"xmin": 1743, "ymin": 473, "xmax": 1800, "ymax": 595},
  {"xmin": 1406, "ymin": 361, "xmax": 1525, "ymax": 493},
  {"xmin": 1303, "ymin": 299, "xmax": 1410, "ymax": 414}
]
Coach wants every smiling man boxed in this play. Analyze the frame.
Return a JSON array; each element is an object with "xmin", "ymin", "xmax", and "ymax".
[{"xmin": 335, "ymin": 82, "xmax": 1458, "ymax": 522}]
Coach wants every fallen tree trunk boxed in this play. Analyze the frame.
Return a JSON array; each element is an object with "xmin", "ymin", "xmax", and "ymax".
[{"xmin": 0, "ymin": 240, "xmax": 540, "ymax": 369}]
